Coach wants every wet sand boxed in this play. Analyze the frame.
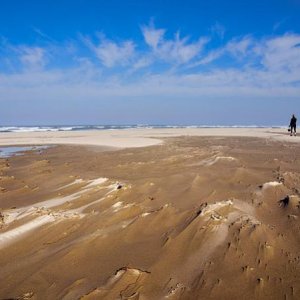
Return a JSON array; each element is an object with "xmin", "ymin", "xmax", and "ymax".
[{"xmin": 0, "ymin": 136, "xmax": 300, "ymax": 299}]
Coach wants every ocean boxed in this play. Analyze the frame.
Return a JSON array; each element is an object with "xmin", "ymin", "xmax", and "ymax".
[{"xmin": 0, "ymin": 125, "xmax": 285, "ymax": 133}]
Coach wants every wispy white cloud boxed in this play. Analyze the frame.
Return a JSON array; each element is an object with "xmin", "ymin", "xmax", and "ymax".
[
  {"xmin": 141, "ymin": 25, "xmax": 165, "ymax": 50},
  {"xmin": 131, "ymin": 56, "xmax": 153, "ymax": 72},
  {"xmin": 189, "ymin": 35, "xmax": 254, "ymax": 67},
  {"xmin": 0, "ymin": 26, "xmax": 299, "ymax": 105},
  {"xmin": 83, "ymin": 34, "xmax": 136, "ymax": 67},
  {"xmin": 1, "ymin": 66, "xmax": 299, "ymax": 104},
  {"xmin": 17, "ymin": 46, "xmax": 47, "ymax": 70},
  {"xmin": 255, "ymin": 34, "xmax": 300, "ymax": 71},
  {"xmin": 142, "ymin": 24, "xmax": 209, "ymax": 64},
  {"xmin": 225, "ymin": 36, "xmax": 254, "ymax": 57}
]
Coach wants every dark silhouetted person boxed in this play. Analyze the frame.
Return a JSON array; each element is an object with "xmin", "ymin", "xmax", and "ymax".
[{"xmin": 289, "ymin": 114, "xmax": 297, "ymax": 136}]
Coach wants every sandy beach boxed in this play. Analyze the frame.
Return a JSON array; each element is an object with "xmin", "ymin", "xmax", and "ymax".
[
  {"xmin": 0, "ymin": 127, "xmax": 298, "ymax": 148},
  {"xmin": 0, "ymin": 129, "xmax": 300, "ymax": 299}
]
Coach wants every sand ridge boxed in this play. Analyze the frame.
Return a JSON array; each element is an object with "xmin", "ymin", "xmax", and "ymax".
[
  {"xmin": 0, "ymin": 136, "xmax": 300, "ymax": 299},
  {"xmin": 0, "ymin": 177, "xmax": 122, "ymax": 249}
]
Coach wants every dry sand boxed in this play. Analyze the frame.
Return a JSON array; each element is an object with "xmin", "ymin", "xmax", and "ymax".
[
  {"xmin": 0, "ymin": 130, "xmax": 300, "ymax": 299},
  {"xmin": 0, "ymin": 127, "xmax": 299, "ymax": 148}
]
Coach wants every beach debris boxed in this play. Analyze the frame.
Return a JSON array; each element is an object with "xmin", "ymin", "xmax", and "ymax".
[{"xmin": 117, "ymin": 184, "xmax": 123, "ymax": 190}]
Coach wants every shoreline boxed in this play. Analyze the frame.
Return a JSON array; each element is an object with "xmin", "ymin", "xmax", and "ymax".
[{"xmin": 0, "ymin": 127, "xmax": 298, "ymax": 148}]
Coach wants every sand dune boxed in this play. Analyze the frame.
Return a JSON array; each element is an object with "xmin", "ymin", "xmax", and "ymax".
[
  {"xmin": 0, "ymin": 177, "xmax": 120, "ymax": 250},
  {"xmin": 262, "ymin": 181, "xmax": 283, "ymax": 190},
  {"xmin": 1, "ymin": 177, "xmax": 109, "ymax": 223},
  {"xmin": 0, "ymin": 215, "xmax": 55, "ymax": 249},
  {"xmin": 0, "ymin": 136, "xmax": 300, "ymax": 299}
]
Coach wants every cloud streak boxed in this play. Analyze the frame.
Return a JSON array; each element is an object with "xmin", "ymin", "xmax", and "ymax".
[
  {"xmin": 18, "ymin": 46, "xmax": 47, "ymax": 70},
  {"xmin": 0, "ymin": 24, "xmax": 300, "ymax": 105},
  {"xmin": 142, "ymin": 24, "xmax": 209, "ymax": 64},
  {"xmin": 83, "ymin": 34, "xmax": 136, "ymax": 67}
]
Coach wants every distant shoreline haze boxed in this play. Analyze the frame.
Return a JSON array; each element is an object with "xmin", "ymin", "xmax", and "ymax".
[{"xmin": 0, "ymin": 125, "xmax": 289, "ymax": 133}]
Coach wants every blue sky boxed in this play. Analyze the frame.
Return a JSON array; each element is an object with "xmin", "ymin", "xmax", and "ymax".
[{"xmin": 0, "ymin": 0, "xmax": 300, "ymax": 125}]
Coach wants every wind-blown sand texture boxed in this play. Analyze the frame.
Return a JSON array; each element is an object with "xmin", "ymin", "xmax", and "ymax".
[{"xmin": 0, "ymin": 135, "xmax": 300, "ymax": 299}]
